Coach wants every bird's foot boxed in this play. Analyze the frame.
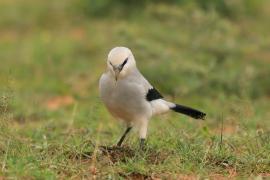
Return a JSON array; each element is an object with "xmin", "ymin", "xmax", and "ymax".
[
  {"xmin": 116, "ymin": 142, "xmax": 122, "ymax": 147},
  {"xmin": 140, "ymin": 138, "xmax": 146, "ymax": 150}
]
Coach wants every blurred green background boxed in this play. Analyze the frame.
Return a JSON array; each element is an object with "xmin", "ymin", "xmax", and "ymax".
[{"xmin": 1, "ymin": 0, "xmax": 270, "ymax": 179}]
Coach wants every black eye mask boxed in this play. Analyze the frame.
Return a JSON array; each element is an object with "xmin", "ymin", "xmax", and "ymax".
[{"xmin": 120, "ymin": 57, "xmax": 128, "ymax": 70}]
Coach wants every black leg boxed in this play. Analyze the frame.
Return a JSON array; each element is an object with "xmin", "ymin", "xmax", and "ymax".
[
  {"xmin": 117, "ymin": 127, "xmax": 132, "ymax": 146},
  {"xmin": 140, "ymin": 138, "xmax": 145, "ymax": 150}
]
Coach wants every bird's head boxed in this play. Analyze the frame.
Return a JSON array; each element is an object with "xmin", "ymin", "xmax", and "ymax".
[{"xmin": 107, "ymin": 47, "xmax": 136, "ymax": 81}]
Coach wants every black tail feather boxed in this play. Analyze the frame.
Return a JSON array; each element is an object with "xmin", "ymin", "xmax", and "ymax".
[{"xmin": 171, "ymin": 104, "xmax": 206, "ymax": 120}]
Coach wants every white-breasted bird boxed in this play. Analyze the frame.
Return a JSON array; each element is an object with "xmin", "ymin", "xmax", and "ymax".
[{"xmin": 99, "ymin": 47, "xmax": 206, "ymax": 148}]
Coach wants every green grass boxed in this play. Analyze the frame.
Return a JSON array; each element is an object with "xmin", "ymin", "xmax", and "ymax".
[{"xmin": 1, "ymin": 0, "xmax": 270, "ymax": 179}]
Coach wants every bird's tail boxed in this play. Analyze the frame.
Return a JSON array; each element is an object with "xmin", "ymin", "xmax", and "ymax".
[
  {"xmin": 170, "ymin": 103, "xmax": 206, "ymax": 120},
  {"xmin": 151, "ymin": 99, "xmax": 206, "ymax": 120}
]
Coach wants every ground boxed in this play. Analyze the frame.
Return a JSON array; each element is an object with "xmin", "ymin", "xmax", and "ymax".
[{"xmin": 1, "ymin": 0, "xmax": 270, "ymax": 179}]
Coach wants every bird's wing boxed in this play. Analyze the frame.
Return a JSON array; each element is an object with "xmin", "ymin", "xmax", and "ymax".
[
  {"xmin": 146, "ymin": 88, "xmax": 163, "ymax": 101},
  {"xmin": 132, "ymin": 69, "xmax": 172, "ymax": 115},
  {"xmin": 131, "ymin": 69, "xmax": 163, "ymax": 100}
]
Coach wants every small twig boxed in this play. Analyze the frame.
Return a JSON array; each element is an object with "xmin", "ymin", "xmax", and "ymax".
[
  {"xmin": 69, "ymin": 102, "xmax": 78, "ymax": 127},
  {"xmin": 219, "ymin": 113, "xmax": 224, "ymax": 151},
  {"xmin": 90, "ymin": 123, "xmax": 103, "ymax": 169}
]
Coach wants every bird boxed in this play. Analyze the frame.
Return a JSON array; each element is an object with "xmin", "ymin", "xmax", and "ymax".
[{"xmin": 99, "ymin": 47, "xmax": 206, "ymax": 148}]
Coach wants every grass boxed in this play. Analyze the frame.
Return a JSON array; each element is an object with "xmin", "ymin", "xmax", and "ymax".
[{"xmin": 1, "ymin": 0, "xmax": 270, "ymax": 179}]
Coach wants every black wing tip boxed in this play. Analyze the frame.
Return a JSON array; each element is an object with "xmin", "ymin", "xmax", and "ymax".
[{"xmin": 146, "ymin": 88, "xmax": 163, "ymax": 101}]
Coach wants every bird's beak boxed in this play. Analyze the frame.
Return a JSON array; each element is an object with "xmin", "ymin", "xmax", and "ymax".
[{"xmin": 113, "ymin": 67, "xmax": 121, "ymax": 81}]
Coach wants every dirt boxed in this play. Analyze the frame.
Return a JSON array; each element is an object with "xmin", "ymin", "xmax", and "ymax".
[
  {"xmin": 213, "ymin": 124, "xmax": 238, "ymax": 135},
  {"xmin": 13, "ymin": 113, "xmax": 42, "ymax": 124},
  {"xmin": 99, "ymin": 145, "xmax": 135, "ymax": 163},
  {"xmin": 44, "ymin": 95, "xmax": 75, "ymax": 110},
  {"xmin": 146, "ymin": 150, "xmax": 171, "ymax": 165},
  {"xmin": 119, "ymin": 172, "xmax": 151, "ymax": 180},
  {"xmin": 98, "ymin": 145, "xmax": 171, "ymax": 165}
]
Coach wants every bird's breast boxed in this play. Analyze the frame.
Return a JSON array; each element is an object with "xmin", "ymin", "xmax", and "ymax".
[{"xmin": 100, "ymin": 77, "xmax": 151, "ymax": 121}]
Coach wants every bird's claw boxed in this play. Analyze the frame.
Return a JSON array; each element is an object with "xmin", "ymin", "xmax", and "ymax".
[{"xmin": 140, "ymin": 138, "xmax": 146, "ymax": 150}]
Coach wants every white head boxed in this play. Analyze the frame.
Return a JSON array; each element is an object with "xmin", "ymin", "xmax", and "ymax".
[{"xmin": 107, "ymin": 47, "xmax": 136, "ymax": 81}]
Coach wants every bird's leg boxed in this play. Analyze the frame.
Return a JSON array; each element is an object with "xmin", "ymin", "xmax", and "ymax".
[
  {"xmin": 117, "ymin": 127, "xmax": 132, "ymax": 146},
  {"xmin": 138, "ymin": 118, "xmax": 148, "ymax": 150}
]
